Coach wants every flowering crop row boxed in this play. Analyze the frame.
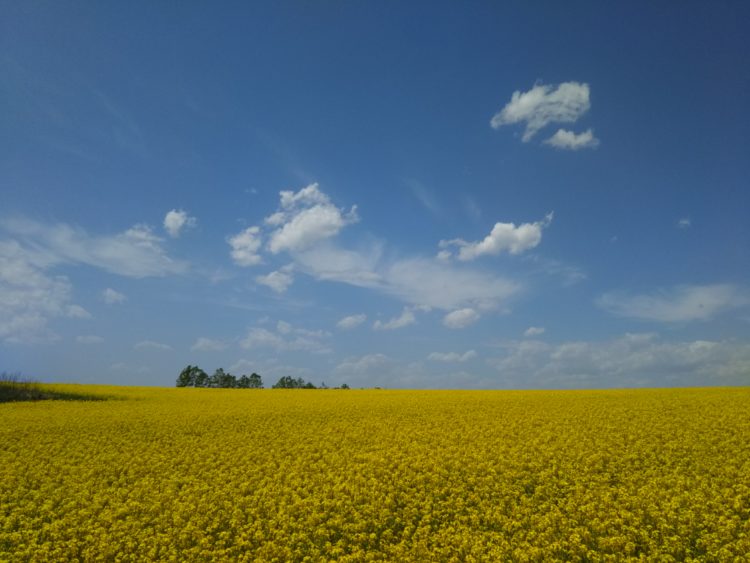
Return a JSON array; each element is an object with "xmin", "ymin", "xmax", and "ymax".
[{"xmin": 1, "ymin": 386, "xmax": 749, "ymax": 561}]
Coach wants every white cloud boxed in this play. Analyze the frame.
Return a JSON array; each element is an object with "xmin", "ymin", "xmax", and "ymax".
[
  {"xmin": 102, "ymin": 288, "xmax": 126, "ymax": 304},
  {"xmin": 266, "ymin": 183, "xmax": 358, "ymax": 254},
  {"xmin": 428, "ymin": 350, "xmax": 477, "ymax": 362},
  {"xmin": 597, "ymin": 284, "xmax": 749, "ymax": 323},
  {"xmin": 334, "ymin": 353, "xmax": 390, "ymax": 375},
  {"xmin": 234, "ymin": 184, "xmax": 521, "ymax": 315},
  {"xmin": 524, "ymin": 326, "xmax": 546, "ymax": 337},
  {"xmin": 239, "ymin": 324, "xmax": 330, "ymax": 353},
  {"xmin": 134, "ymin": 340, "xmax": 173, "ymax": 351},
  {"xmin": 66, "ymin": 304, "xmax": 91, "ymax": 319},
  {"xmin": 405, "ymin": 179, "xmax": 441, "ymax": 216},
  {"xmin": 228, "ymin": 226, "xmax": 263, "ymax": 267},
  {"xmin": 678, "ymin": 218, "xmax": 692, "ymax": 229},
  {"xmin": 489, "ymin": 333, "xmax": 750, "ymax": 388},
  {"xmin": 491, "ymin": 81, "xmax": 591, "ymax": 142},
  {"xmin": 373, "ymin": 308, "xmax": 416, "ymax": 331},
  {"xmin": 0, "ymin": 239, "xmax": 74, "ymax": 343},
  {"xmin": 337, "ymin": 314, "xmax": 367, "ymax": 330},
  {"xmin": 256, "ymin": 265, "xmax": 294, "ymax": 293},
  {"xmin": 292, "ymin": 243, "xmax": 383, "ymax": 287},
  {"xmin": 163, "ymin": 209, "xmax": 197, "ymax": 238},
  {"xmin": 76, "ymin": 335, "xmax": 103, "ymax": 345},
  {"xmin": 2, "ymin": 218, "xmax": 187, "ymax": 277},
  {"xmin": 440, "ymin": 213, "xmax": 553, "ymax": 261},
  {"xmin": 544, "ymin": 128, "xmax": 599, "ymax": 150},
  {"xmin": 190, "ymin": 337, "xmax": 227, "ymax": 352},
  {"xmin": 382, "ymin": 258, "xmax": 519, "ymax": 312},
  {"xmin": 443, "ymin": 308, "xmax": 480, "ymax": 329}
]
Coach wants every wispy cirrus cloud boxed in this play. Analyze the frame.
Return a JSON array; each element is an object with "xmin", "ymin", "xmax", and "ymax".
[
  {"xmin": 597, "ymin": 284, "xmax": 749, "ymax": 322},
  {"xmin": 1, "ymin": 217, "xmax": 187, "ymax": 277}
]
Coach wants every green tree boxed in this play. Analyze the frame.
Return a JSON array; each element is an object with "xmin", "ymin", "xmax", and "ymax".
[
  {"xmin": 272, "ymin": 376, "xmax": 315, "ymax": 389},
  {"xmin": 194, "ymin": 368, "xmax": 209, "ymax": 388},
  {"xmin": 176, "ymin": 365, "xmax": 207, "ymax": 388},
  {"xmin": 209, "ymin": 368, "xmax": 237, "ymax": 388},
  {"xmin": 248, "ymin": 372, "xmax": 263, "ymax": 388}
]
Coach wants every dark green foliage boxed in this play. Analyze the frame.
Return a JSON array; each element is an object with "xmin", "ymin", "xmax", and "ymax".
[
  {"xmin": 176, "ymin": 365, "xmax": 262, "ymax": 389},
  {"xmin": 177, "ymin": 365, "xmax": 209, "ymax": 387},
  {"xmin": 272, "ymin": 376, "xmax": 316, "ymax": 389},
  {"xmin": 238, "ymin": 373, "xmax": 263, "ymax": 389}
]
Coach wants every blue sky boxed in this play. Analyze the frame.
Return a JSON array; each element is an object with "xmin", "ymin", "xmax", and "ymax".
[{"xmin": 2, "ymin": 2, "xmax": 749, "ymax": 388}]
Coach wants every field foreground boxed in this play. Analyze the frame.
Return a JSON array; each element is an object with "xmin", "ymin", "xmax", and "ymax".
[{"xmin": 1, "ymin": 386, "xmax": 749, "ymax": 561}]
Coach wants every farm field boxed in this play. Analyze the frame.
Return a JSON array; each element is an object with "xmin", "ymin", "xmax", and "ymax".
[{"xmin": 1, "ymin": 386, "xmax": 749, "ymax": 561}]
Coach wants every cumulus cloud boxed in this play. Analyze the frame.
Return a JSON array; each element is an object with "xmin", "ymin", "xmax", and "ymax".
[
  {"xmin": 191, "ymin": 337, "xmax": 227, "ymax": 352},
  {"xmin": 163, "ymin": 209, "xmax": 196, "ymax": 238},
  {"xmin": 228, "ymin": 226, "xmax": 263, "ymax": 267},
  {"xmin": 76, "ymin": 335, "xmax": 103, "ymax": 345},
  {"xmin": 1, "ymin": 218, "xmax": 187, "ymax": 278},
  {"xmin": 134, "ymin": 340, "xmax": 173, "ymax": 351},
  {"xmin": 678, "ymin": 218, "xmax": 692, "ymax": 229},
  {"xmin": 440, "ymin": 213, "xmax": 553, "ymax": 261},
  {"xmin": 240, "ymin": 324, "xmax": 331, "ymax": 353},
  {"xmin": 373, "ymin": 308, "xmax": 416, "ymax": 330},
  {"xmin": 428, "ymin": 350, "xmax": 477, "ymax": 362},
  {"xmin": 443, "ymin": 308, "xmax": 480, "ymax": 329},
  {"xmin": 256, "ymin": 265, "xmax": 294, "ymax": 293},
  {"xmin": 266, "ymin": 183, "xmax": 358, "ymax": 254},
  {"xmin": 544, "ymin": 128, "xmax": 599, "ymax": 150},
  {"xmin": 0, "ymin": 240, "xmax": 75, "ymax": 343},
  {"xmin": 489, "ymin": 333, "xmax": 750, "ymax": 388},
  {"xmin": 334, "ymin": 353, "xmax": 390, "ymax": 375},
  {"xmin": 337, "ymin": 314, "xmax": 367, "ymax": 330},
  {"xmin": 524, "ymin": 326, "xmax": 546, "ymax": 337},
  {"xmin": 491, "ymin": 81, "xmax": 591, "ymax": 141},
  {"xmin": 102, "ymin": 288, "xmax": 126, "ymax": 304},
  {"xmin": 597, "ymin": 284, "xmax": 749, "ymax": 323}
]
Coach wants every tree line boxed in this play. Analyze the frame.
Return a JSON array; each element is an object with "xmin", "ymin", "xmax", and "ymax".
[{"xmin": 176, "ymin": 365, "xmax": 349, "ymax": 389}]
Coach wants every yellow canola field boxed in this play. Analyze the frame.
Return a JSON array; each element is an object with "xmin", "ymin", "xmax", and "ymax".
[{"xmin": 1, "ymin": 386, "xmax": 749, "ymax": 562}]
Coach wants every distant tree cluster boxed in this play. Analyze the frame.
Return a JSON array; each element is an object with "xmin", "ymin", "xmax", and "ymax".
[
  {"xmin": 176, "ymin": 365, "xmax": 350, "ymax": 390},
  {"xmin": 176, "ymin": 365, "xmax": 263, "ymax": 388},
  {"xmin": 271, "ymin": 376, "xmax": 317, "ymax": 389},
  {"xmin": 270, "ymin": 376, "xmax": 350, "ymax": 389}
]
